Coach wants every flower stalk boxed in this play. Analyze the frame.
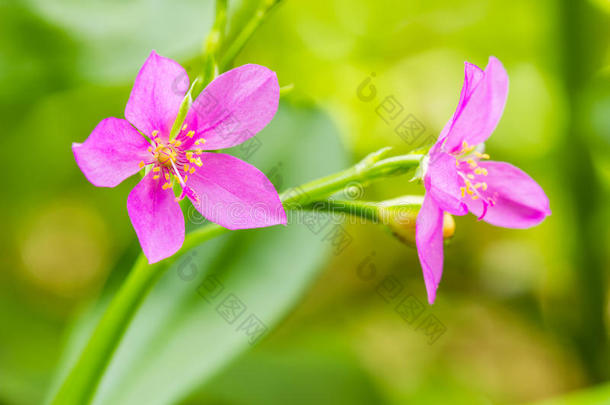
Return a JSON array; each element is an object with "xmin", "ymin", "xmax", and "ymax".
[{"xmin": 220, "ymin": 0, "xmax": 284, "ymax": 70}]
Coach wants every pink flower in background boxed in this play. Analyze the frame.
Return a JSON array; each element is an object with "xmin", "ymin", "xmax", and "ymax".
[
  {"xmin": 73, "ymin": 51, "xmax": 286, "ymax": 263},
  {"xmin": 416, "ymin": 56, "xmax": 551, "ymax": 304}
]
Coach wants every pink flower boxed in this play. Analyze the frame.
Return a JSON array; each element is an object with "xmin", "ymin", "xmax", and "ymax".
[
  {"xmin": 73, "ymin": 51, "xmax": 286, "ymax": 263},
  {"xmin": 416, "ymin": 56, "xmax": 551, "ymax": 304}
]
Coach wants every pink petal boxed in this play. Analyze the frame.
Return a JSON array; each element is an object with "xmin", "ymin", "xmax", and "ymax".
[
  {"xmin": 127, "ymin": 171, "xmax": 185, "ymax": 263},
  {"xmin": 73, "ymin": 117, "xmax": 150, "ymax": 187},
  {"xmin": 425, "ymin": 152, "xmax": 468, "ymax": 216},
  {"xmin": 435, "ymin": 61, "xmax": 484, "ymax": 150},
  {"xmin": 186, "ymin": 153, "xmax": 286, "ymax": 230},
  {"xmin": 462, "ymin": 161, "xmax": 551, "ymax": 228},
  {"xmin": 416, "ymin": 195, "xmax": 445, "ymax": 304},
  {"xmin": 125, "ymin": 50, "xmax": 189, "ymax": 141},
  {"xmin": 442, "ymin": 57, "xmax": 508, "ymax": 153},
  {"xmin": 180, "ymin": 64, "xmax": 279, "ymax": 150}
]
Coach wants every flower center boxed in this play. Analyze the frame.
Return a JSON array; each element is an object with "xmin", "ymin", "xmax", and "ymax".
[
  {"xmin": 156, "ymin": 145, "xmax": 176, "ymax": 167},
  {"xmin": 453, "ymin": 141, "xmax": 496, "ymax": 219},
  {"xmin": 136, "ymin": 127, "xmax": 207, "ymax": 202}
]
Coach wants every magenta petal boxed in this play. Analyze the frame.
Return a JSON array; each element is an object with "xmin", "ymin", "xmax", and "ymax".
[
  {"xmin": 436, "ymin": 61, "xmax": 484, "ymax": 150},
  {"xmin": 127, "ymin": 172, "xmax": 185, "ymax": 263},
  {"xmin": 443, "ymin": 57, "xmax": 509, "ymax": 153},
  {"xmin": 426, "ymin": 152, "xmax": 468, "ymax": 216},
  {"xmin": 416, "ymin": 195, "xmax": 445, "ymax": 304},
  {"xmin": 181, "ymin": 64, "xmax": 279, "ymax": 150},
  {"xmin": 73, "ymin": 117, "xmax": 150, "ymax": 187},
  {"xmin": 186, "ymin": 153, "xmax": 286, "ymax": 230},
  {"xmin": 125, "ymin": 51, "xmax": 189, "ymax": 140},
  {"xmin": 463, "ymin": 161, "xmax": 551, "ymax": 228}
]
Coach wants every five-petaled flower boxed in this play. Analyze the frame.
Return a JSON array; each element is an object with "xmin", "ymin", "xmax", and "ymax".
[
  {"xmin": 416, "ymin": 56, "xmax": 551, "ymax": 304},
  {"xmin": 73, "ymin": 51, "xmax": 286, "ymax": 263}
]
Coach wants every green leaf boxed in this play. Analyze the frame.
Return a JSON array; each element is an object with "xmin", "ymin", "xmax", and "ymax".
[
  {"xmin": 50, "ymin": 102, "xmax": 348, "ymax": 405},
  {"xmin": 190, "ymin": 342, "xmax": 389, "ymax": 405}
]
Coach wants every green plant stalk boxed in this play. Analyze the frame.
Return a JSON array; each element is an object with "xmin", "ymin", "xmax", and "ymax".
[
  {"xmin": 220, "ymin": 0, "xmax": 283, "ymax": 70},
  {"xmin": 281, "ymin": 153, "xmax": 423, "ymax": 207},
  {"xmin": 301, "ymin": 199, "xmax": 382, "ymax": 222},
  {"xmin": 49, "ymin": 151, "xmax": 422, "ymax": 405},
  {"xmin": 300, "ymin": 197, "xmax": 424, "ymax": 223},
  {"xmin": 169, "ymin": 0, "xmax": 227, "ymax": 139}
]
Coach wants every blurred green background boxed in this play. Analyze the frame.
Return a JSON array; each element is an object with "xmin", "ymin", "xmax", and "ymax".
[{"xmin": 1, "ymin": 0, "xmax": 610, "ymax": 404}]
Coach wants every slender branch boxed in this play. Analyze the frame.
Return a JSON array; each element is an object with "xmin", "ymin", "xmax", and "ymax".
[
  {"xmin": 301, "ymin": 199, "xmax": 381, "ymax": 222},
  {"xmin": 281, "ymin": 153, "xmax": 423, "ymax": 207},
  {"xmin": 220, "ymin": 0, "xmax": 284, "ymax": 70}
]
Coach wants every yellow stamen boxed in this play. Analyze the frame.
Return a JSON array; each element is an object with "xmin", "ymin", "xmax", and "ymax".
[
  {"xmin": 138, "ymin": 161, "xmax": 145, "ymax": 168},
  {"xmin": 153, "ymin": 167, "xmax": 161, "ymax": 172},
  {"xmin": 473, "ymin": 182, "xmax": 488, "ymax": 191},
  {"xmin": 182, "ymin": 124, "xmax": 187, "ymax": 130},
  {"xmin": 162, "ymin": 182, "xmax": 172, "ymax": 190},
  {"xmin": 474, "ymin": 152, "xmax": 490, "ymax": 159},
  {"xmin": 153, "ymin": 175, "xmax": 160, "ymax": 180},
  {"xmin": 187, "ymin": 130, "xmax": 195, "ymax": 138},
  {"xmin": 189, "ymin": 167, "xmax": 196, "ymax": 174}
]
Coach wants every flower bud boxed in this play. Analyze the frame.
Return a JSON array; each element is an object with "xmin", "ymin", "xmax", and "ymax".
[{"xmin": 378, "ymin": 197, "xmax": 455, "ymax": 246}]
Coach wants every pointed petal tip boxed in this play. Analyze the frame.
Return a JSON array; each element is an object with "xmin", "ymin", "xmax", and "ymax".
[
  {"xmin": 487, "ymin": 55, "xmax": 504, "ymax": 67},
  {"xmin": 424, "ymin": 276, "xmax": 438, "ymax": 305},
  {"xmin": 125, "ymin": 50, "xmax": 188, "ymax": 140},
  {"xmin": 416, "ymin": 196, "xmax": 445, "ymax": 306}
]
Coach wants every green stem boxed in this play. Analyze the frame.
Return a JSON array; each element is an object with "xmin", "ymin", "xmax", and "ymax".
[
  {"xmin": 49, "ymin": 151, "xmax": 423, "ymax": 405},
  {"xmin": 220, "ymin": 0, "xmax": 283, "ymax": 70},
  {"xmin": 302, "ymin": 199, "xmax": 382, "ymax": 222},
  {"xmin": 49, "ymin": 226, "xmax": 226, "ymax": 405},
  {"xmin": 557, "ymin": 0, "xmax": 608, "ymax": 381},
  {"xmin": 301, "ymin": 197, "xmax": 424, "ymax": 225},
  {"xmin": 281, "ymin": 153, "xmax": 423, "ymax": 206}
]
